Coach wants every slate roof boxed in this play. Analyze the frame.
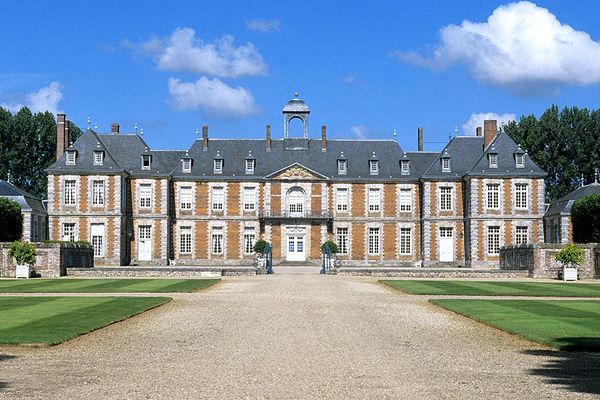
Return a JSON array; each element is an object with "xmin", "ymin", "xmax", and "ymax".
[
  {"xmin": 0, "ymin": 180, "xmax": 46, "ymax": 213},
  {"xmin": 422, "ymin": 136, "xmax": 485, "ymax": 180},
  {"xmin": 545, "ymin": 182, "xmax": 600, "ymax": 217}
]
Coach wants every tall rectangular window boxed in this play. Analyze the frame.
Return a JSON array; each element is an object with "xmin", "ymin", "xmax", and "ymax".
[
  {"xmin": 515, "ymin": 153, "xmax": 524, "ymax": 168},
  {"xmin": 211, "ymin": 187, "xmax": 224, "ymax": 210},
  {"xmin": 440, "ymin": 187, "xmax": 452, "ymax": 211},
  {"xmin": 368, "ymin": 227, "xmax": 380, "ymax": 255},
  {"xmin": 180, "ymin": 186, "xmax": 192, "ymax": 210},
  {"xmin": 179, "ymin": 226, "xmax": 192, "ymax": 254},
  {"xmin": 399, "ymin": 188, "xmax": 412, "ymax": 212},
  {"xmin": 399, "ymin": 228, "xmax": 411, "ymax": 255},
  {"xmin": 94, "ymin": 151, "xmax": 104, "ymax": 165},
  {"xmin": 336, "ymin": 188, "xmax": 348, "ymax": 211},
  {"xmin": 369, "ymin": 160, "xmax": 379, "ymax": 175},
  {"xmin": 214, "ymin": 159, "xmax": 223, "ymax": 174},
  {"xmin": 66, "ymin": 151, "xmax": 76, "ymax": 165},
  {"xmin": 368, "ymin": 188, "xmax": 381, "ymax": 212},
  {"xmin": 401, "ymin": 160, "xmax": 410, "ymax": 175},
  {"xmin": 62, "ymin": 223, "xmax": 76, "ymax": 241},
  {"xmin": 337, "ymin": 160, "xmax": 347, "ymax": 175},
  {"xmin": 487, "ymin": 226, "xmax": 500, "ymax": 255},
  {"xmin": 486, "ymin": 184, "xmax": 499, "ymax": 209},
  {"xmin": 92, "ymin": 180, "xmax": 105, "ymax": 206},
  {"xmin": 91, "ymin": 223, "xmax": 105, "ymax": 257},
  {"xmin": 336, "ymin": 227, "xmax": 349, "ymax": 254},
  {"xmin": 211, "ymin": 227, "xmax": 223, "ymax": 254},
  {"xmin": 441, "ymin": 158, "xmax": 451, "ymax": 172},
  {"xmin": 182, "ymin": 158, "xmax": 192, "ymax": 173},
  {"xmin": 515, "ymin": 183, "xmax": 528, "ymax": 209},
  {"xmin": 243, "ymin": 227, "xmax": 256, "ymax": 254},
  {"xmin": 243, "ymin": 187, "xmax": 256, "ymax": 211},
  {"xmin": 139, "ymin": 184, "xmax": 152, "ymax": 208},
  {"xmin": 245, "ymin": 159, "xmax": 255, "ymax": 174},
  {"xmin": 64, "ymin": 180, "xmax": 76, "ymax": 205},
  {"xmin": 515, "ymin": 226, "xmax": 528, "ymax": 245},
  {"xmin": 142, "ymin": 155, "xmax": 151, "ymax": 170},
  {"xmin": 488, "ymin": 153, "xmax": 498, "ymax": 168}
]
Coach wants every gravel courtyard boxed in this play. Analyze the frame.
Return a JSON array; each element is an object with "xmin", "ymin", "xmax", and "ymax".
[{"xmin": 1, "ymin": 272, "xmax": 599, "ymax": 399}]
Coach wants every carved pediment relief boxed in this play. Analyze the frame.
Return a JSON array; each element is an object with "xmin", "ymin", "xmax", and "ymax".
[{"xmin": 267, "ymin": 163, "xmax": 328, "ymax": 181}]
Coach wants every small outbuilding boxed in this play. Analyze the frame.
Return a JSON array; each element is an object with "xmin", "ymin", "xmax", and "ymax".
[{"xmin": 0, "ymin": 180, "xmax": 47, "ymax": 242}]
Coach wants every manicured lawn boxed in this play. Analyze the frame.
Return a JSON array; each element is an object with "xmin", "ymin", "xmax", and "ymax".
[
  {"xmin": 381, "ymin": 280, "xmax": 600, "ymax": 297},
  {"xmin": 431, "ymin": 299, "xmax": 600, "ymax": 351},
  {"xmin": 0, "ymin": 296, "xmax": 170, "ymax": 345},
  {"xmin": 0, "ymin": 278, "xmax": 220, "ymax": 293}
]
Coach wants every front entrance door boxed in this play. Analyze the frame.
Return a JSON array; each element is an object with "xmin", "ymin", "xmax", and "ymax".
[
  {"xmin": 439, "ymin": 227, "xmax": 454, "ymax": 262},
  {"xmin": 286, "ymin": 235, "xmax": 305, "ymax": 261},
  {"xmin": 138, "ymin": 225, "xmax": 152, "ymax": 261}
]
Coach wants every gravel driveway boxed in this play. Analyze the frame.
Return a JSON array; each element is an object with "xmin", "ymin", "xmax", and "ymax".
[{"xmin": 1, "ymin": 273, "xmax": 599, "ymax": 399}]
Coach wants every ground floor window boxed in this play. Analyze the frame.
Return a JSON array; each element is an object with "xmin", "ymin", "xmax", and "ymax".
[
  {"xmin": 62, "ymin": 223, "xmax": 76, "ymax": 242},
  {"xmin": 487, "ymin": 226, "xmax": 500, "ymax": 255},
  {"xmin": 212, "ymin": 227, "xmax": 223, "ymax": 255},
  {"xmin": 139, "ymin": 225, "xmax": 152, "ymax": 240},
  {"xmin": 515, "ymin": 226, "xmax": 528, "ymax": 245},
  {"xmin": 179, "ymin": 226, "xmax": 192, "ymax": 254},
  {"xmin": 90, "ymin": 223, "xmax": 105, "ymax": 257},
  {"xmin": 243, "ymin": 228, "xmax": 256, "ymax": 254},
  {"xmin": 399, "ymin": 228, "xmax": 411, "ymax": 255},
  {"xmin": 368, "ymin": 227, "xmax": 380, "ymax": 255},
  {"xmin": 336, "ymin": 227, "xmax": 349, "ymax": 254}
]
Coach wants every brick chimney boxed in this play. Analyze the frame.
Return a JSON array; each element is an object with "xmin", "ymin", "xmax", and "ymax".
[
  {"xmin": 321, "ymin": 125, "xmax": 327, "ymax": 152},
  {"xmin": 476, "ymin": 127, "xmax": 482, "ymax": 137},
  {"xmin": 266, "ymin": 124, "xmax": 271, "ymax": 151},
  {"xmin": 202, "ymin": 125, "xmax": 208, "ymax": 151},
  {"xmin": 111, "ymin": 123, "xmax": 120, "ymax": 134},
  {"xmin": 417, "ymin": 127, "xmax": 423, "ymax": 152},
  {"xmin": 64, "ymin": 118, "xmax": 70, "ymax": 149},
  {"xmin": 56, "ymin": 113, "xmax": 67, "ymax": 160},
  {"xmin": 483, "ymin": 120, "xmax": 497, "ymax": 150}
]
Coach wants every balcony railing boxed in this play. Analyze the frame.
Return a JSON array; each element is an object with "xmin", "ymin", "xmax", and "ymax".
[{"xmin": 259, "ymin": 210, "xmax": 332, "ymax": 220}]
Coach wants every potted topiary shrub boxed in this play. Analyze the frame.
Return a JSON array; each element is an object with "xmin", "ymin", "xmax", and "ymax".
[
  {"xmin": 320, "ymin": 240, "xmax": 339, "ymax": 273},
  {"xmin": 253, "ymin": 239, "xmax": 270, "ymax": 268},
  {"xmin": 8, "ymin": 241, "xmax": 37, "ymax": 279},
  {"xmin": 321, "ymin": 240, "xmax": 339, "ymax": 255},
  {"xmin": 554, "ymin": 243, "xmax": 583, "ymax": 282}
]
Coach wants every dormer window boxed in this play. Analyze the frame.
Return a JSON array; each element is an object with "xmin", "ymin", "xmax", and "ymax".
[
  {"xmin": 245, "ymin": 159, "xmax": 255, "ymax": 174},
  {"xmin": 337, "ymin": 159, "xmax": 347, "ymax": 175},
  {"xmin": 369, "ymin": 160, "xmax": 379, "ymax": 176},
  {"xmin": 182, "ymin": 158, "xmax": 192, "ymax": 173},
  {"xmin": 142, "ymin": 155, "xmax": 152, "ymax": 170},
  {"xmin": 401, "ymin": 160, "xmax": 410, "ymax": 175},
  {"xmin": 515, "ymin": 153, "xmax": 525, "ymax": 168},
  {"xmin": 66, "ymin": 150, "xmax": 76, "ymax": 165},
  {"xmin": 214, "ymin": 158, "xmax": 223, "ymax": 174},
  {"xmin": 441, "ymin": 157, "xmax": 451, "ymax": 172},
  {"xmin": 488, "ymin": 153, "xmax": 498, "ymax": 168},
  {"xmin": 93, "ymin": 151, "xmax": 104, "ymax": 166}
]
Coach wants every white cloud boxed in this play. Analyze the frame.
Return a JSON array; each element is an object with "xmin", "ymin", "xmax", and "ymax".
[
  {"xmin": 392, "ymin": 1, "xmax": 600, "ymax": 94},
  {"xmin": 350, "ymin": 125, "xmax": 369, "ymax": 139},
  {"xmin": 167, "ymin": 76, "xmax": 257, "ymax": 118},
  {"xmin": 126, "ymin": 27, "xmax": 267, "ymax": 78},
  {"xmin": 246, "ymin": 18, "xmax": 280, "ymax": 33},
  {"xmin": 1, "ymin": 81, "xmax": 63, "ymax": 114},
  {"xmin": 462, "ymin": 112, "xmax": 516, "ymax": 135}
]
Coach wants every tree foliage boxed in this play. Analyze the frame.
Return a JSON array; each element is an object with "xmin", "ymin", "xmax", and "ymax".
[
  {"xmin": 503, "ymin": 105, "xmax": 600, "ymax": 201},
  {"xmin": 8, "ymin": 241, "xmax": 37, "ymax": 265},
  {"xmin": 0, "ymin": 197, "xmax": 23, "ymax": 241},
  {"xmin": 0, "ymin": 106, "xmax": 82, "ymax": 199},
  {"xmin": 571, "ymin": 193, "xmax": 600, "ymax": 243},
  {"xmin": 253, "ymin": 239, "xmax": 270, "ymax": 254},
  {"xmin": 554, "ymin": 243, "xmax": 584, "ymax": 268},
  {"xmin": 321, "ymin": 240, "xmax": 339, "ymax": 254}
]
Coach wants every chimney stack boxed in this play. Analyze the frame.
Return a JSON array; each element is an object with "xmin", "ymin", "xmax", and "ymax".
[
  {"xmin": 266, "ymin": 124, "xmax": 271, "ymax": 151},
  {"xmin": 111, "ymin": 123, "xmax": 120, "ymax": 134},
  {"xmin": 56, "ymin": 113, "xmax": 67, "ymax": 160},
  {"xmin": 417, "ymin": 127, "xmax": 424, "ymax": 151},
  {"xmin": 476, "ymin": 127, "xmax": 482, "ymax": 137},
  {"xmin": 202, "ymin": 125, "xmax": 208, "ymax": 151},
  {"xmin": 483, "ymin": 120, "xmax": 497, "ymax": 150},
  {"xmin": 64, "ymin": 118, "xmax": 70, "ymax": 150},
  {"xmin": 321, "ymin": 125, "xmax": 327, "ymax": 152}
]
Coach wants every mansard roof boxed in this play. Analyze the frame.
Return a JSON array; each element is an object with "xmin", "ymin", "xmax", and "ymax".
[{"xmin": 422, "ymin": 136, "xmax": 485, "ymax": 180}]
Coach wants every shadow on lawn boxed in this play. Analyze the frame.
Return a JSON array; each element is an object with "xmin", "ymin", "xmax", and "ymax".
[
  {"xmin": 525, "ymin": 339, "xmax": 600, "ymax": 395},
  {"xmin": 0, "ymin": 354, "xmax": 17, "ymax": 390}
]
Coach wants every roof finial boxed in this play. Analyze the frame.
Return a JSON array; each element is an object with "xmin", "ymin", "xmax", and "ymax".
[
  {"xmin": 393, "ymin": 129, "xmax": 397, "ymax": 142},
  {"xmin": 581, "ymin": 173, "xmax": 585, "ymax": 187},
  {"xmin": 196, "ymin": 128, "xmax": 200, "ymax": 138},
  {"xmin": 596, "ymin": 168, "xmax": 599, "ymax": 183},
  {"xmin": 140, "ymin": 128, "xmax": 144, "ymax": 136},
  {"xmin": 134, "ymin": 123, "xmax": 138, "ymax": 134},
  {"xmin": 7, "ymin": 172, "xmax": 10, "ymax": 183},
  {"xmin": 293, "ymin": 91, "xmax": 299, "ymax": 98},
  {"xmin": 94, "ymin": 122, "xmax": 98, "ymax": 130},
  {"xmin": 87, "ymin": 117, "xmax": 91, "ymax": 130}
]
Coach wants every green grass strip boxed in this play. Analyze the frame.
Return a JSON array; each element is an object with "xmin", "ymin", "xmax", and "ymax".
[
  {"xmin": 0, "ymin": 278, "xmax": 220, "ymax": 293},
  {"xmin": 431, "ymin": 299, "xmax": 600, "ymax": 351}
]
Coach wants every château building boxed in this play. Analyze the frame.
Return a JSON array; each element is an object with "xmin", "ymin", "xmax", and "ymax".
[{"xmin": 46, "ymin": 94, "xmax": 546, "ymax": 267}]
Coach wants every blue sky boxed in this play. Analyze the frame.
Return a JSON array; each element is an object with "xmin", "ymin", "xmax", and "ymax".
[{"xmin": 1, "ymin": 0, "xmax": 599, "ymax": 152}]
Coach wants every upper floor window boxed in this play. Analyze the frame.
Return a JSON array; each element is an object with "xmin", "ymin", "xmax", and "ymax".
[
  {"xmin": 401, "ymin": 160, "xmax": 410, "ymax": 175},
  {"xmin": 368, "ymin": 188, "xmax": 381, "ymax": 212},
  {"xmin": 488, "ymin": 153, "xmax": 498, "ymax": 168},
  {"xmin": 337, "ymin": 160, "xmax": 347, "ymax": 175},
  {"xmin": 515, "ymin": 183, "xmax": 528, "ymax": 209},
  {"xmin": 94, "ymin": 151, "xmax": 104, "ymax": 166},
  {"xmin": 336, "ymin": 188, "xmax": 349, "ymax": 211},
  {"xmin": 441, "ymin": 157, "xmax": 451, "ymax": 172},
  {"xmin": 141, "ymin": 155, "xmax": 151, "ymax": 170},
  {"xmin": 63, "ymin": 180, "xmax": 76, "ymax": 205},
  {"xmin": 399, "ymin": 188, "xmax": 412, "ymax": 212},
  {"xmin": 515, "ymin": 153, "xmax": 525, "ymax": 168},
  {"xmin": 486, "ymin": 184, "xmax": 499, "ymax": 209},
  {"xmin": 66, "ymin": 150, "xmax": 76, "ymax": 165},
  {"xmin": 288, "ymin": 188, "xmax": 305, "ymax": 216},
  {"xmin": 245, "ymin": 159, "xmax": 255, "ymax": 174},
  {"xmin": 211, "ymin": 187, "xmax": 224, "ymax": 211},
  {"xmin": 369, "ymin": 160, "xmax": 379, "ymax": 175},
  {"xmin": 180, "ymin": 186, "xmax": 193, "ymax": 210},
  {"xmin": 243, "ymin": 187, "xmax": 256, "ymax": 211},
  {"xmin": 182, "ymin": 158, "xmax": 192, "ymax": 173},
  {"xmin": 92, "ymin": 180, "xmax": 105, "ymax": 206},
  {"xmin": 214, "ymin": 159, "xmax": 223, "ymax": 174},
  {"xmin": 439, "ymin": 187, "xmax": 453, "ymax": 211},
  {"xmin": 139, "ymin": 183, "xmax": 152, "ymax": 208}
]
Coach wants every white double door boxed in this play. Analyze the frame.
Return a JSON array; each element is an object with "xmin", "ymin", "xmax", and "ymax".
[
  {"xmin": 286, "ymin": 235, "xmax": 306, "ymax": 261},
  {"xmin": 138, "ymin": 225, "xmax": 152, "ymax": 261},
  {"xmin": 439, "ymin": 227, "xmax": 454, "ymax": 262}
]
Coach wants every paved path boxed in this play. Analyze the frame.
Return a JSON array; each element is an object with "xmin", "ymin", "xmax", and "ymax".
[{"xmin": 1, "ymin": 273, "xmax": 599, "ymax": 399}]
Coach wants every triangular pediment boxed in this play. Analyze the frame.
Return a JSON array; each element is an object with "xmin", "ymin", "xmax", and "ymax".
[{"xmin": 266, "ymin": 162, "xmax": 328, "ymax": 181}]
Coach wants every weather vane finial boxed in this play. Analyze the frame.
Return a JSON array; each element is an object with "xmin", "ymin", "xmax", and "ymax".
[{"xmin": 293, "ymin": 91, "xmax": 299, "ymax": 98}]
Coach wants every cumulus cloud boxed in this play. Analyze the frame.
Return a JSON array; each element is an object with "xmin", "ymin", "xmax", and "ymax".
[
  {"xmin": 246, "ymin": 18, "xmax": 280, "ymax": 33},
  {"xmin": 1, "ymin": 81, "xmax": 63, "ymax": 114},
  {"xmin": 124, "ymin": 27, "xmax": 267, "ymax": 78},
  {"xmin": 350, "ymin": 125, "xmax": 369, "ymax": 139},
  {"xmin": 167, "ymin": 76, "xmax": 257, "ymax": 118},
  {"xmin": 462, "ymin": 112, "xmax": 516, "ymax": 135},
  {"xmin": 391, "ymin": 1, "xmax": 600, "ymax": 94}
]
